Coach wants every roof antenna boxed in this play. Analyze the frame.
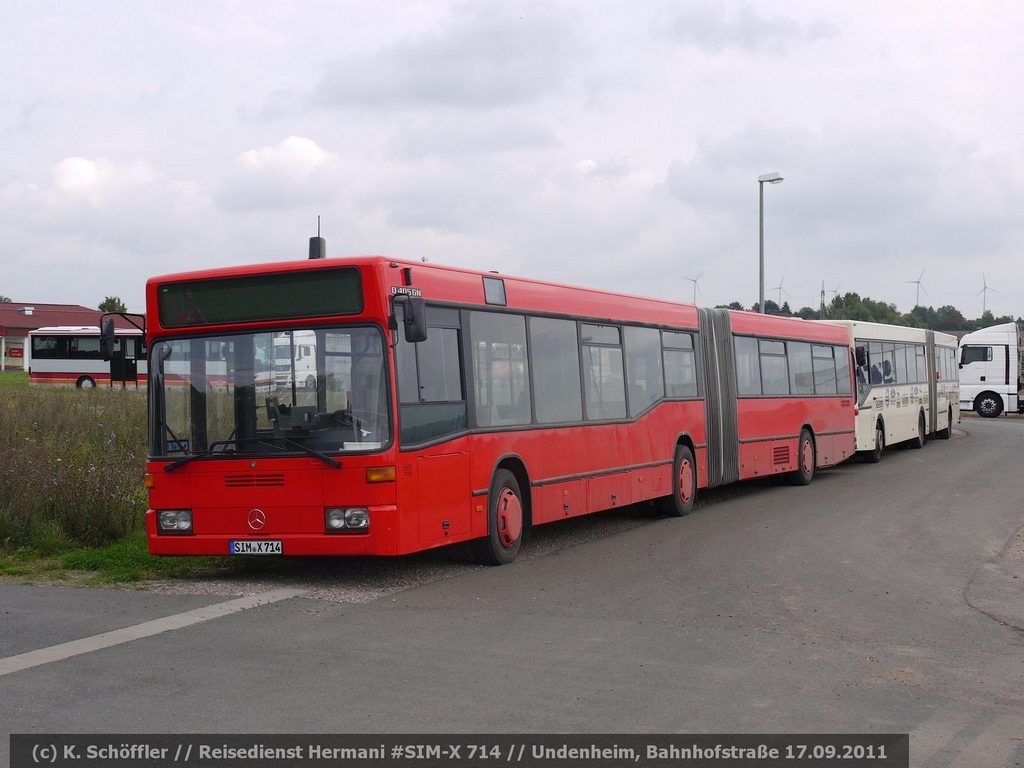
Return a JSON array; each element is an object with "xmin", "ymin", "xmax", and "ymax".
[{"xmin": 309, "ymin": 215, "xmax": 326, "ymax": 260}]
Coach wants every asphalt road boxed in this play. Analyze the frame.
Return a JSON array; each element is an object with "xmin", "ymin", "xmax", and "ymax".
[{"xmin": 2, "ymin": 417, "xmax": 1023, "ymax": 767}]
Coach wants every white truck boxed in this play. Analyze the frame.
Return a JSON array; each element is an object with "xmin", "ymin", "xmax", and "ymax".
[
  {"xmin": 274, "ymin": 330, "xmax": 318, "ymax": 391},
  {"xmin": 958, "ymin": 322, "xmax": 1024, "ymax": 417}
]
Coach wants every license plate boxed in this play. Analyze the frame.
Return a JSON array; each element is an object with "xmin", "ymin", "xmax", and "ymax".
[{"xmin": 229, "ymin": 540, "xmax": 282, "ymax": 555}]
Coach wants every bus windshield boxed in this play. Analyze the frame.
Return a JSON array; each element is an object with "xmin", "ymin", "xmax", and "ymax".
[{"xmin": 149, "ymin": 326, "xmax": 390, "ymax": 460}]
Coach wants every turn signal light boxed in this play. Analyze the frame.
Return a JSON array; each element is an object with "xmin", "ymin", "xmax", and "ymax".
[{"xmin": 365, "ymin": 466, "xmax": 396, "ymax": 483}]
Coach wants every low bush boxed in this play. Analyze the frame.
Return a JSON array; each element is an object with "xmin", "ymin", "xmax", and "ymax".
[{"xmin": 0, "ymin": 387, "xmax": 147, "ymax": 550}]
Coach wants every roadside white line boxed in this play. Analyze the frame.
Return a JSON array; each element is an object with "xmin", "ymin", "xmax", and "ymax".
[{"xmin": 0, "ymin": 588, "xmax": 308, "ymax": 677}]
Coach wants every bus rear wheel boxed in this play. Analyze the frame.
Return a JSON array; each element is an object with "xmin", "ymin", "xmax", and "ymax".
[
  {"xmin": 936, "ymin": 408, "xmax": 952, "ymax": 439},
  {"xmin": 909, "ymin": 411, "xmax": 926, "ymax": 449},
  {"xmin": 789, "ymin": 429, "xmax": 815, "ymax": 486},
  {"xmin": 657, "ymin": 445, "xmax": 696, "ymax": 518},
  {"xmin": 76, "ymin": 376, "xmax": 96, "ymax": 389},
  {"xmin": 474, "ymin": 469, "xmax": 524, "ymax": 566},
  {"xmin": 975, "ymin": 392, "xmax": 1002, "ymax": 418}
]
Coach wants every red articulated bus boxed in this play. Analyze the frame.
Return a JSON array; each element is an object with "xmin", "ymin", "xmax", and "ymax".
[{"xmin": 136, "ymin": 253, "xmax": 856, "ymax": 564}]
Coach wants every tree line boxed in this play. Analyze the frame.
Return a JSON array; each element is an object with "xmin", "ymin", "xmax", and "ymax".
[
  {"xmin": 1, "ymin": 292, "xmax": 1018, "ymax": 334},
  {"xmin": 717, "ymin": 294, "xmax": 1022, "ymax": 333},
  {"xmin": 0, "ymin": 295, "xmax": 126, "ymax": 311}
]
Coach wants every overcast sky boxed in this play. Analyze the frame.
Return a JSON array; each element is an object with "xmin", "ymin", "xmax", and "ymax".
[{"xmin": 2, "ymin": 1, "xmax": 1022, "ymax": 319}]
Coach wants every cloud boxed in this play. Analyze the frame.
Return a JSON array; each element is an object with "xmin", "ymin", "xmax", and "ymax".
[
  {"xmin": 659, "ymin": 4, "xmax": 840, "ymax": 54},
  {"xmin": 662, "ymin": 117, "xmax": 1024, "ymax": 309},
  {"xmin": 0, "ymin": 156, "xmax": 201, "ymax": 252},
  {"xmin": 0, "ymin": 153, "xmax": 205, "ymax": 309},
  {"xmin": 216, "ymin": 136, "xmax": 343, "ymax": 211},
  {"xmin": 387, "ymin": 115, "xmax": 560, "ymax": 160},
  {"xmin": 314, "ymin": 3, "xmax": 583, "ymax": 110}
]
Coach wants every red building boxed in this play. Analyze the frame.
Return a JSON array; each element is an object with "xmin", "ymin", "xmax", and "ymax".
[{"xmin": 0, "ymin": 303, "xmax": 122, "ymax": 371}]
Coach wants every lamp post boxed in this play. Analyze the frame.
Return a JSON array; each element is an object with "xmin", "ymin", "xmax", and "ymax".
[{"xmin": 758, "ymin": 172, "xmax": 784, "ymax": 313}]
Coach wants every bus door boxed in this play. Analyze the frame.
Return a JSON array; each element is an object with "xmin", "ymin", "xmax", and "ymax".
[
  {"xmin": 110, "ymin": 336, "xmax": 140, "ymax": 386},
  {"xmin": 925, "ymin": 332, "xmax": 938, "ymax": 435}
]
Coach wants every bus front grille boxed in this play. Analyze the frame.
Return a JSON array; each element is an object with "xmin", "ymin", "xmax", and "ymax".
[{"xmin": 224, "ymin": 474, "xmax": 286, "ymax": 488}]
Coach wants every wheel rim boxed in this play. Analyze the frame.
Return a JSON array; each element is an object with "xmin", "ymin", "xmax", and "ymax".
[
  {"xmin": 802, "ymin": 438, "xmax": 813, "ymax": 474},
  {"xmin": 80, "ymin": 378, "xmax": 94, "ymax": 389},
  {"xmin": 678, "ymin": 458, "xmax": 694, "ymax": 505},
  {"xmin": 876, "ymin": 426, "xmax": 884, "ymax": 453},
  {"xmin": 496, "ymin": 488, "xmax": 522, "ymax": 548}
]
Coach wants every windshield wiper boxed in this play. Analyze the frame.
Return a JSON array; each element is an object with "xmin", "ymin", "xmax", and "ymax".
[
  {"xmin": 164, "ymin": 439, "xmax": 287, "ymax": 472},
  {"xmin": 275, "ymin": 437, "xmax": 342, "ymax": 469},
  {"xmin": 163, "ymin": 437, "xmax": 341, "ymax": 472}
]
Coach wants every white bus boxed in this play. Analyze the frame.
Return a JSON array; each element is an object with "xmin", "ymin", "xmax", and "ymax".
[
  {"xmin": 823, "ymin": 321, "xmax": 959, "ymax": 461},
  {"xmin": 27, "ymin": 326, "xmax": 147, "ymax": 388},
  {"xmin": 958, "ymin": 322, "xmax": 1024, "ymax": 417}
]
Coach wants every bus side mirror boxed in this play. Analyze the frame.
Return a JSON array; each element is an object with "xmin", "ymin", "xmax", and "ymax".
[
  {"xmin": 391, "ymin": 295, "xmax": 428, "ymax": 343},
  {"xmin": 100, "ymin": 318, "xmax": 117, "ymax": 361}
]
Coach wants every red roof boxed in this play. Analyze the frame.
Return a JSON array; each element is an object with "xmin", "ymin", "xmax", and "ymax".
[{"xmin": 0, "ymin": 303, "xmax": 141, "ymax": 336}]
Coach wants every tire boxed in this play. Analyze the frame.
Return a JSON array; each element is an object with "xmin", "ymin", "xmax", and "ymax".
[
  {"xmin": 789, "ymin": 429, "xmax": 815, "ymax": 486},
  {"xmin": 908, "ymin": 411, "xmax": 926, "ymax": 449},
  {"xmin": 936, "ymin": 408, "xmax": 952, "ymax": 440},
  {"xmin": 862, "ymin": 420, "xmax": 884, "ymax": 463},
  {"xmin": 305, "ymin": 375, "xmax": 317, "ymax": 391},
  {"xmin": 975, "ymin": 392, "xmax": 1003, "ymax": 418},
  {"xmin": 76, "ymin": 376, "xmax": 96, "ymax": 389},
  {"xmin": 473, "ymin": 469, "xmax": 525, "ymax": 566},
  {"xmin": 657, "ymin": 445, "xmax": 696, "ymax": 518}
]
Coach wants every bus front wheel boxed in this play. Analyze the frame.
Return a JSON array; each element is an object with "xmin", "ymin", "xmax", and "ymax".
[
  {"xmin": 76, "ymin": 376, "xmax": 96, "ymax": 389},
  {"xmin": 474, "ymin": 469, "xmax": 524, "ymax": 566},
  {"xmin": 863, "ymin": 420, "xmax": 884, "ymax": 464},
  {"xmin": 975, "ymin": 392, "xmax": 1003, "ymax": 418},
  {"xmin": 789, "ymin": 429, "xmax": 815, "ymax": 486},
  {"xmin": 657, "ymin": 445, "xmax": 696, "ymax": 517}
]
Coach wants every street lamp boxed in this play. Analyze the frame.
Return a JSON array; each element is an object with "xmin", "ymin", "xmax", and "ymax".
[{"xmin": 758, "ymin": 171, "xmax": 784, "ymax": 313}]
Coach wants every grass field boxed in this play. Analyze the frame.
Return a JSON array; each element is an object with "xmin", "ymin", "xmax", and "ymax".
[
  {"xmin": 0, "ymin": 370, "xmax": 29, "ymax": 387},
  {"xmin": 0, "ymin": 383, "xmax": 247, "ymax": 585}
]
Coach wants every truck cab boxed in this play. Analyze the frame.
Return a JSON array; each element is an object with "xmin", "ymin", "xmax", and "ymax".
[{"xmin": 959, "ymin": 322, "xmax": 1024, "ymax": 417}]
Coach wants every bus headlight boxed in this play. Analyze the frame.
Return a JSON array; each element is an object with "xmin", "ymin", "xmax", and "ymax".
[
  {"xmin": 325, "ymin": 507, "xmax": 370, "ymax": 533},
  {"xmin": 157, "ymin": 509, "xmax": 193, "ymax": 533}
]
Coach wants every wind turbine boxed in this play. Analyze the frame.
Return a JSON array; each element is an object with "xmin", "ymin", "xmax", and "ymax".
[
  {"xmin": 977, "ymin": 273, "xmax": 998, "ymax": 314},
  {"xmin": 906, "ymin": 269, "xmax": 927, "ymax": 307},
  {"xmin": 827, "ymin": 280, "xmax": 842, "ymax": 299},
  {"xmin": 770, "ymin": 274, "xmax": 788, "ymax": 307},
  {"xmin": 683, "ymin": 270, "xmax": 704, "ymax": 304}
]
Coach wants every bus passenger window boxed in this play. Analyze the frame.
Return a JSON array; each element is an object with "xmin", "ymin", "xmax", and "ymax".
[
  {"xmin": 662, "ymin": 331, "xmax": 697, "ymax": 398},
  {"xmin": 834, "ymin": 345, "xmax": 852, "ymax": 395},
  {"xmin": 529, "ymin": 317, "xmax": 583, "ymax": 424},
  {"xmin": 734, "ymin": 336, "xmax": 761, "ymax": 396},
  {"xmin": 470, "ymin": 311, "xmax": 531, "ymax": 427},
  {"xmin": 758, "ymin": 339, "xmax": 789, "ymax": 396},
  {"xmin": 812, "ymin": 345, "xmax": 837, "ymax": 394},
  {"xmin": 583, "ymin": 345, "xmax": 626, "ymax": 420},
  {"xmin": 624, "ymin": 326, "xmax": 664, "ymax": 416},
  {"xmin": 788, "ymin": 342, "xmax": 815, "ymax": 395}
]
